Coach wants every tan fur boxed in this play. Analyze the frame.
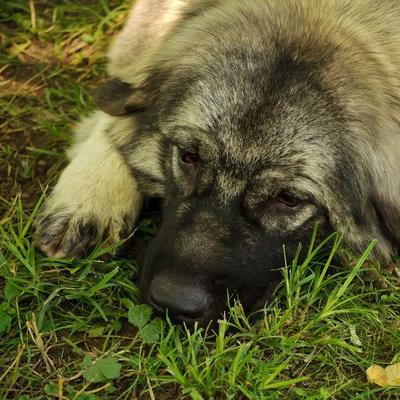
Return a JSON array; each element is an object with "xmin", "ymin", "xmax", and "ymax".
[
  {"xmin": 36, "ymin": 111, "xmax": 142, "ymax": 257},
  {"xmin": 36, "ymin": 0, "xmax": 400, "ymax": 263}
]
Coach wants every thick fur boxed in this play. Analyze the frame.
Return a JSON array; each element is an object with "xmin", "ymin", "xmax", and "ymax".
[{"xmin": 35, "ymin": 0, "xmax": 400, "ymax": 325}]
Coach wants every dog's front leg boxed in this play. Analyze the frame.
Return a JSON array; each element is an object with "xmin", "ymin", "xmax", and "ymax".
[{"xmin": 35, "ymin": 111, "xmax": 142, "ymax": 258}]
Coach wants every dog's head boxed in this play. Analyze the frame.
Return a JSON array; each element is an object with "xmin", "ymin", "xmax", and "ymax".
[{"xmin": 98, "ymin": 0, "xmax": 400, "ymax": 325}]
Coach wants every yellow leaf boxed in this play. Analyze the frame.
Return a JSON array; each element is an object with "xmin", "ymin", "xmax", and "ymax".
[
  {"xmin": 367, "ymin": 363, "xmax": 400, "ymax": 387},
  {"xmin": 386, "ymin": 363, "xmax": 400, "ymax": 386},
  {"xmin": 367, "ymin": 365, "xmax": 388, "ymax": 387}
]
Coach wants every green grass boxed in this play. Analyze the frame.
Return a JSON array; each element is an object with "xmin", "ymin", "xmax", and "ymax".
[
  {"xmin": 1, "ymin": 201, "xmax": 400, "ymax": 399},
  {"xmin": 1, "ymin": 1, "xmax": 400, "ymax": 399}
]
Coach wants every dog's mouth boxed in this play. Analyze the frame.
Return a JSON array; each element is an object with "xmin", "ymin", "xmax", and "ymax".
[
  {"xmin": 140, "ymin": 272, "xmax": 283, "ymax": 329},
  {"xmin": 139, "ymin": 220, "xmax": 285, "ymax": 327}
]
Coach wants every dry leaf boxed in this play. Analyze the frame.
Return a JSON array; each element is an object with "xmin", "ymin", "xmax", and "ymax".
[{"xmin": 367, "ymin": 363, "xmax": 400, "ymax": 387}]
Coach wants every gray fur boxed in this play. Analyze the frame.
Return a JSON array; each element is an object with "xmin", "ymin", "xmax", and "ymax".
[{"xmin": 35, "ymin": 0, "xmax": 400, "ymax": 325}]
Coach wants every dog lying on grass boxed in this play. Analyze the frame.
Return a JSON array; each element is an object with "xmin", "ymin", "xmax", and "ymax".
[{"xmin": 35, "ymin": 0, "xmax": 400, "ymax": 326}]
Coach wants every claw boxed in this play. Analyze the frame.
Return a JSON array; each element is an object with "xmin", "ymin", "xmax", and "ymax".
[{"xmin": 34, "ymin": 211, "xmax": 100, "ymax": 258}]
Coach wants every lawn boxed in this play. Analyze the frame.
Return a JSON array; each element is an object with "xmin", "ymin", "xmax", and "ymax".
[{"xmin": 1, "ymin": 1, "xmax": 400, "ymax": 399}]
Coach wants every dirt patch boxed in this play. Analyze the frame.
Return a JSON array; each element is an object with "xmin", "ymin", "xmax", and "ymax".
[
  {"xmin": 0, "ymin": 127, "xmax": 65, "ymax": 216},
  {"xmin": 0, "ymin": 0, "xmax": 119, "ymax": 218}
]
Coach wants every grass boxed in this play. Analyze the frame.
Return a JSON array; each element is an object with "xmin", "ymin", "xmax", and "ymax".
[{"xmin": 1, "ymin": 1, "xmax": 400, "ymax": 399}]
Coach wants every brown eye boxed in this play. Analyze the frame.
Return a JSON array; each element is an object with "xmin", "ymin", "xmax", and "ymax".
[
  {"xmin": 276, "ymin": 193, "xmax": 298, "ymax": 208},
  {"xmin": 181, "ymin": 152, "xmax": 199, "ymax": 165}
]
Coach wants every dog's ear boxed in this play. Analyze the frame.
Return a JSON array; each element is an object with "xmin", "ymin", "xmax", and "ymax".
[
  {"xmin": 95, "ymin": 78, "xmax": 148, "ymax": 116},
  {"xmin": 100, "ymin": 0, "xmax": 191, "ymax": 115},
  {"xmin": 107, "ymin": 0, "xmax": 189, "ymax": 82}
]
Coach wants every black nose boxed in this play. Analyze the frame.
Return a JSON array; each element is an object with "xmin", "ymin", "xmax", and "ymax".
[{"xmin": 149, "ymin": 274, "xmax": 209, "ymax": 322}]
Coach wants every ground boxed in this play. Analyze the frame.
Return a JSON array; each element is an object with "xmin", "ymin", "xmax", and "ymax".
[{"xmin": 1, "ymin": 1, "xmax": 400, "ymax": 399}]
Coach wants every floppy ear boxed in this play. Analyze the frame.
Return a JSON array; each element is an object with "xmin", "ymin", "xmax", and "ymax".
[
  {"xmin": 99, "ymin": 1, "xmax": 191, "ymax": 115},
  {"xmin": 95, "ymin": 78, "xmax": 148, "ymax": 116},
  {"xmin": 107, "ymin": 0, "xmax": 189, "ymax": 82}
]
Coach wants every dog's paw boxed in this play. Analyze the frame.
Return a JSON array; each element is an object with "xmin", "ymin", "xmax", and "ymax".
[
  {"xmin": 34, "ymin": 111, "xmax": 143, "ymax": 258},
  {"xmin": 35, "ymin": 211, "xmax": 100, "ymax": 258},
  {"xmin": 34, "ymin": 207, "xmax": 132, "ymax": 258},
  {"xmin": 34, "ymin": 170, "xmax": 141, "ymax": 258}
]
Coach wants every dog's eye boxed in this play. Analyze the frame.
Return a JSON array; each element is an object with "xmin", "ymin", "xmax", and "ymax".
[
  {"xmin": 181, "ymin": 152, "xmax": 199, "ymax": 165},
  {"xmin": 276, "ymin": 193, "xmax": 298, "ymax": 208}
]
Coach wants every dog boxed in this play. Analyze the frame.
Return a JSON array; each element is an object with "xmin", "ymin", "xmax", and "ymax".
[{"xmin": 35, "ymin": 0, "xmax": 400, "ymax": 326}]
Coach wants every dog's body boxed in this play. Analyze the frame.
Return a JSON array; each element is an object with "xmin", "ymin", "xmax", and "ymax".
[{"xmin": 36, "ymin": 0, "xmax": 400, "ymax": 325}]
